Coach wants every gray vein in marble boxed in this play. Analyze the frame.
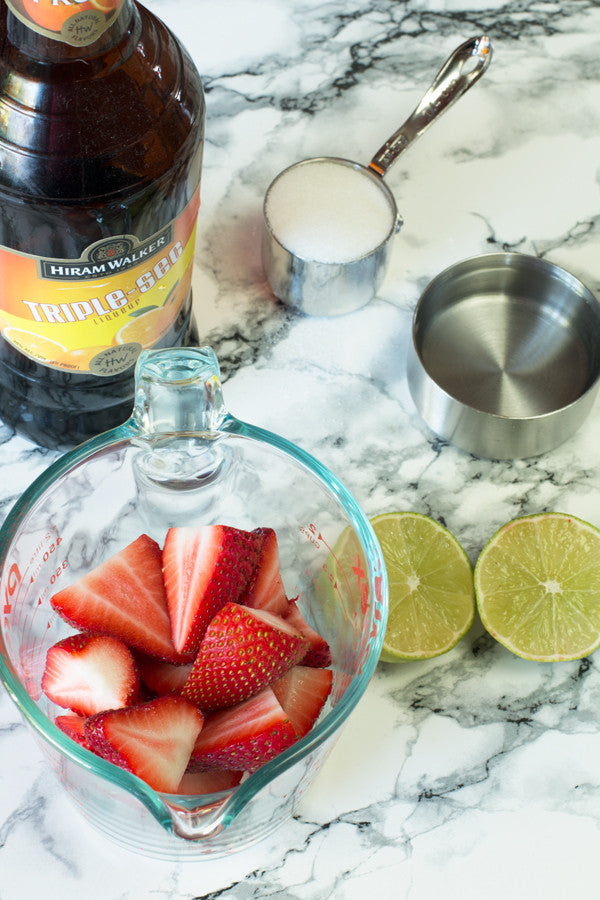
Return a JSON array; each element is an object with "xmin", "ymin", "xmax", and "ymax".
[
  {"xmin": 0, "ymin": 718, "xmax": 21, "ymax": 743},
  {"xmin": 0, "ymin": 794, "xmax": 46, "ymax": 850},
  {"xmin": 244, "ymin": 641, "xmax": 600, "ymax": 898},
  {"xmin": 0, "ymin": 772, "xmax": 80, "ymax": 881},
  {"xmin": 203, "ymin": 308, "xmax": 295, "ymax": 383},
  {"xmin": 202, "ymin": 0, "xmax": 599, "ymax": 116}
]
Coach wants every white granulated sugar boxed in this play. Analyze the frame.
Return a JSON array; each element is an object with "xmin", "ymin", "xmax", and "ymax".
[{"xmin": 265, "ymin": 160, "xmax": 394, "ymax": 264}]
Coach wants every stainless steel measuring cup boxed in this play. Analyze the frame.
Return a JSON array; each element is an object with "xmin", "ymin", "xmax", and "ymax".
[
  {"xmin": 262, "ymin": 35, "xmax": 492, "ymax": 316},
  {"xmin": 407, "ymin": 253, "xmax": 600, "ymax": 458}
]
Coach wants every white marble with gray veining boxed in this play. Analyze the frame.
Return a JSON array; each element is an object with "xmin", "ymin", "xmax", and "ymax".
[{"xmin": 3, "ymin": 0, "xmax": 600, "ymax": 897}]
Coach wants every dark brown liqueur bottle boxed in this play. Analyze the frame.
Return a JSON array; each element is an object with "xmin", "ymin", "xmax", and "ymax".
[{"xmin": 0, "ymin": 0, "xmax": 205, "ymax": 448}]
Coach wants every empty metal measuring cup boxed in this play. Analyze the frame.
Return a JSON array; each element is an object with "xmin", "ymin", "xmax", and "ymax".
[{"xmin": 262, "ymin": 35, "xmax": 493, "ymax": 316}]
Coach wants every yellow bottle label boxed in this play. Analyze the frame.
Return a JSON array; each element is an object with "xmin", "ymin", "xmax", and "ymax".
[
  {"xmin": 5, "ymin": 0, "xmax": 125, "ymax": 47},
  {"xmin": 0, "ymin": 188, "xmax": 201, "ymax": 376}
]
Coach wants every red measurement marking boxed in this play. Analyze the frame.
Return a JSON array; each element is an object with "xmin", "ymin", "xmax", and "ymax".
[
  {"xmin": 3, "ymin": 562, "xmax": 21, "ymax": 615},
  {"xmin": 374, "ymin": 572, "xmax": 384, "ymax": 606}
]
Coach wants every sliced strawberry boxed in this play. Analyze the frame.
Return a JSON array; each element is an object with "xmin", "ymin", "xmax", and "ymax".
[
  {"xmin": 181, "ymin": 602, "xmax": 309, "ymax": 711},
  {"xmin": 135, "ymin": 653, "xmax": 194, "ymax": 697},
  {"xmin": 85, "ymin": 696, "xmax": 204, "ymax": 793},
  {"xmin": 271, "ymin": 666, "xmax": 333, "ymax": 739},
  {"xmin": 177, "ymin": 769, "xmax": 244, "ymax": 795},
  {"xmin": 42, "ymin": 633, "xmax": 139, "ymax": 717},
  {"xmin": 189, "ymin": 687, "xmax": 296, "ymax": 773},
  {"xmin": 55, "ymin": 714, "xmax": 93, "ymax": 751},
  {"xmin": 162, "ymin": 525, "xmax": 261, "ymax": 655},
  {"xmin": 284, "ymin": 600, "xmax": 332, "ymax": 667},
  {"xmin": 240, "ymin": 527, "xmax": 289, "ymax": 616},
  {"xmin": 51, "ymin": 534, "xmax": 184, "ymax": 663}
]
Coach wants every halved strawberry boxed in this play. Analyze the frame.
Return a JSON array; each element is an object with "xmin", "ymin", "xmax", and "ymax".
[
  {"xmin": 181, "ymin": 602, "xmax": 309, "ymax": 711},
  {"xmin": 285, "ymin": 600, "xmax": 332, "ymax": 667},
  {"xmin": 42, "ymin": 633, "xmax": 139, "ymax": 716},
  {"xmin": 55, "ymin": 714, "xmax": 93, "ymax": 751},
  {"xmin": 189, "ymin": 687, "xmax": 296, "ymax": 773},
  {"xmin": 51, "ymin": 534, "xmax": 183, "ymax": 663},
  {"xmin": 135, "ymin": 653, "xmax": 194, "ymax": 697},
  {"xmin": 240, "ymin": 527, "xmax": 289, "ymax": 616},
  {"xmin": 177, "ymin": 769, "xmax": 244, "ymax": 795},
  {"xmin": 271, "ymin": 666, "xmax": 333, "ymax": 739},
  {"xmin": 162, "ymin": 525, "xmax": 261, "ymax": 655},
  {"xmin": 85, "ymin": 696, "xmax": 204, "ymax": 793}
]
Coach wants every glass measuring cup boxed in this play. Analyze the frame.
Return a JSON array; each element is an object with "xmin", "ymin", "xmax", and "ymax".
[
  {"xmin": 0, "ymin": 346, "xmax": 387, "ymax": 859},
  {"xmin": 262, "ymin": 35, "xmax": 492, "ymax": 316}
]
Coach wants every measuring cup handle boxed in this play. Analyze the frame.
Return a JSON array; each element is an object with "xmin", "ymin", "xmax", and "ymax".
[
  {"xmin": 130, "ymin": 346, "xmax": 227, "ymax": 436},
  {"xmin": 369, "ymin": 35, "xmax": 492, "ymax": 177}
]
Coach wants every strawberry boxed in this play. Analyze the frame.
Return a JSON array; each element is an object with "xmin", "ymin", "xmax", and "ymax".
[
  {"xmin": 271, "ymin": 666, "xmax": 333, "ymax": 739},
  {"xmin": 51, "ymin": 534, "xmax": 184, "ymax": 663},
  {"xmin": 188, "ymin": 688, "xmax": 297, "ymax": 773},
  {"xmin": 162, "ymin": 525, "xmax": 261, "ymax": 655},
  {"xmin": 55, "ymin": 714, "xmax": 93, "ymax": 751},
  {"xmin": 42, "ymin": 633, "xmax": 139, "ymax": 717},
  {"xmin": 181, "ymin": 602, "xmax": 309, "ymax": 711},
  {"xmin": 240, "ymin": 527, "xmax": 289, "ymax": 616},
  {"xmin": 135, "ymin": 653, "xmax": 194, "ymax": 697},
  {"xmin": 177, "ymin": 769, "xmax": 244, "ymax": 795},
  {"xmin": 284, "ymin": 600, "xmax": 332, "ymax": 667},
  {"xmin": 85, "ymin": 696, "xmax": 204, "ymax": 793}
]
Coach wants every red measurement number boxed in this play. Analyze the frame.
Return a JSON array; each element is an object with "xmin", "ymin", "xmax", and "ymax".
[{"xmin": 3, "ymin": 562, "xmax": 22, "ymax": 617}]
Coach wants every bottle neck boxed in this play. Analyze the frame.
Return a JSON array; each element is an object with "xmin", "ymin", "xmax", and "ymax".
[{"xmin": 4, "ymin": 0, "xmax": 136, "ymax": 60}]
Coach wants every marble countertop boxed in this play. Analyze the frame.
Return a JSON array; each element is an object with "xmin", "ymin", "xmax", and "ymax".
[{"xmin": 3, "ymin": 0, "xmax": 600, "ymax": 897}]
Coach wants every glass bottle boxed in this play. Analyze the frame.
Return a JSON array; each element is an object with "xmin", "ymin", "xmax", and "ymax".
[{"xmin": 0, "ymin": 0, "xmax": 205, "ymax": 448}]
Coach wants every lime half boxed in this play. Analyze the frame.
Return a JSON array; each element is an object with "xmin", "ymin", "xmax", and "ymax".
[
  {"xmin": 474, "ymin": 512, "xmax": 600, "ymax": 662},
  {"xmin": 369, "ymin": 512, "xmax": 475, "ymax": 662}
]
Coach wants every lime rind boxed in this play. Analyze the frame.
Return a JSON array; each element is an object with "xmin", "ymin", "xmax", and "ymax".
[
  {"xmin": 371, "ymin": 512, "xmax": 475, "ymax": 663},
  {"xmin": 474, "ymin": 512, "xmax": 600, "ymax": 662}
]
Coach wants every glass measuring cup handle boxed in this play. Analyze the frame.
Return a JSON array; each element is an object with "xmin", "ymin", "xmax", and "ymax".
[
  {"xmin": 127, "ymin": 346, "xmax": 233, "ymax": 493},
  {"xmin": 131, "ymin": 346, "xmax": 227, "ymax": 437}
]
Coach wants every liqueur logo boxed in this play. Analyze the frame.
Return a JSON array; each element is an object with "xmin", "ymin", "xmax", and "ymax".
[
  {"xmin": 62, "ymin": 10, "xmax": 107, "ymax": 47},
  {"xmin": 38, "ymin": 228, "xmax": 173, "ymax": 281},
  {"xmin": 88, "ymin": 238, "xmax": 135, "ymax": 263}
]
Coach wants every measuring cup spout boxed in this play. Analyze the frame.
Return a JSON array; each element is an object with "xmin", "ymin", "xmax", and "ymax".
[
  {"xmin": 369, "ymin": 35, "xmax": 492, "ymax": 177},
  {"xmin": 162, "ymin": 794, "xmax": 236, "ymax": 841}
]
